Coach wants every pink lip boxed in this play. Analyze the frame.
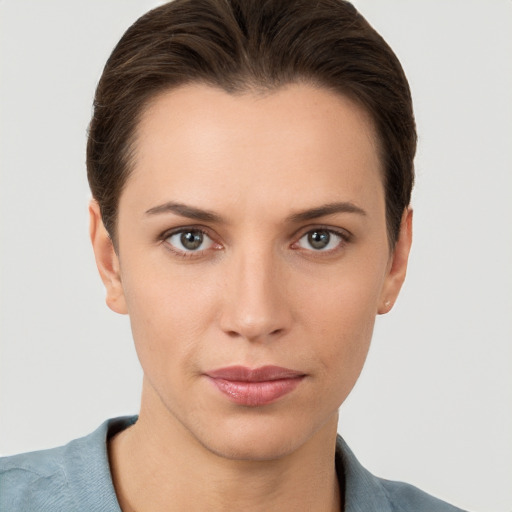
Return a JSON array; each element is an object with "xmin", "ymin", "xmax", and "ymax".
[{"xmin": 205, "ymin": 366, "xmax": 305, "ymax": 406}]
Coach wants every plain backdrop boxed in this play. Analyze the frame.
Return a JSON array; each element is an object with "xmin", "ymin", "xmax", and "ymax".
[{"xmin": 1, "ymin": 1, "xmax": 511, "ymax": 511}]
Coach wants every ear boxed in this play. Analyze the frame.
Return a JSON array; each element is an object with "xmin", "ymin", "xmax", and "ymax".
[
  {"xmin": 378, "ymin": 208, "xmax": 413, "ymax": 315},
  {"xmin": 89, "ymin": 200, "xmax": 128, "ymax": 315}
]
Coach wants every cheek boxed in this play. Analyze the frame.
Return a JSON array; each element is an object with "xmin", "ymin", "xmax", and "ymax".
[
  {"xmin": 119, "ymin": 262, "xmax": 218, "ymax": 378},
  {"xmin": 297, "ymin": 266, "xmax": 385, "ymax": 391}
]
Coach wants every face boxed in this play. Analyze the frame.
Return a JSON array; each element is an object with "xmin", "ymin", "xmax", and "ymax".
[{"xmin": 91, "ymin": 83, "xmax": 411, "ymax": 461}]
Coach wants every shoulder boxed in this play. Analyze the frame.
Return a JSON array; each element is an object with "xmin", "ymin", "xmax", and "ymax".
[
  {"xmin": 378, "ymin": 478, "xmax": 467, "ymax": 512},
  {"xmin": 0, "ymin": 443, "xmax": 76, "ymax": 511},
  {"xmin": 336, "ymin": 436, "xmax": 468, "ymax": 512},
  {"xmin": 0, "ymin": 416, "xmax": 136, "ymax": 512}
]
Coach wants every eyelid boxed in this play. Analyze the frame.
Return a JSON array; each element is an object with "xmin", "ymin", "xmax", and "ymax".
[{"xmin": 291, "ymin": 224, "xmax": 352, "ymax": 242}]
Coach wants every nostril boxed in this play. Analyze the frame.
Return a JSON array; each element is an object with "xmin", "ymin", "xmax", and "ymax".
[{"xmin": 224, "ymin": 327, "xmax": 284, "ymax": 340}]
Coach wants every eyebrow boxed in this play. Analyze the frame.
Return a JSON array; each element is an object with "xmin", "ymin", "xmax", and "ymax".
[
  {"xmin": 286, "ymin": 202, "xmax": 367, "ymax": 223},
  {"xmin": 145, "ymin": 202, "xmax": 224, "ymax": 223},
  {"xmin": 145, "ymin": 200, "xmax": 366, "ymax": 224}
]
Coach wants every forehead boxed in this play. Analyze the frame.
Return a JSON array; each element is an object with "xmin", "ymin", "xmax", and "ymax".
[{"xmin": 122, "ymin": 83, "xmax": 384, "ymax": 218}]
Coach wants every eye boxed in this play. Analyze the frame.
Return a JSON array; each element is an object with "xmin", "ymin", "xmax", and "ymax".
[
  {"xmin": 166, "ymin": 229, "xmax": 215, "ymax": 253},
  {"xmin": 296, "ymin": 229, "xmax": 345, "ymax": 252}
]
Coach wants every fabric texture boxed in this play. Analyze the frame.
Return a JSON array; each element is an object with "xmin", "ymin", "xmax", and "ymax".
[{"xmin": 0, "ymin": 416, "xmax": 467, "ymax": 511}]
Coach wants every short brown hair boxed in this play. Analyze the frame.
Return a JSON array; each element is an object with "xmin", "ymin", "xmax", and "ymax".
[{"xmin": 87, "ymin": 0, "xmax": 416, "ymax": 247}]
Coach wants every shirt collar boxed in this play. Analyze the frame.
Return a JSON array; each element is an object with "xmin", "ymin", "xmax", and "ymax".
[
  {"xmin": 66, "ymin": 417, "xmax": 392, "ymax": 512},
  {"xmin": 336, "ymin": 435, "xmax": 392, "ymax": 512}
]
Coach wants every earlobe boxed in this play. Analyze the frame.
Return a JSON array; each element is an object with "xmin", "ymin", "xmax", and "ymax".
[
  {"xmin": 88, "ymin": 200, "xmax": 128, "ymax": 315},
  {"xmin": 378, "ymin": 208, "xmax": 413, "ymax": 315}
]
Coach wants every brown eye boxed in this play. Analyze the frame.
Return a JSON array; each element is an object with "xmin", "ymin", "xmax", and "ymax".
[
  {"xmin": 166, "ymin": 229, "xmax": 214, "ymax": 252},
  {"xmin": 181, "ymin": 231, "xmax": 203, "ymax": 250}
]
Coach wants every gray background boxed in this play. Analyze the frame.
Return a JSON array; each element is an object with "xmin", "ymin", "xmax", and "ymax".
[{"xmin": 1, "ymin": 1, "xmax": 511, "ymax": 510}]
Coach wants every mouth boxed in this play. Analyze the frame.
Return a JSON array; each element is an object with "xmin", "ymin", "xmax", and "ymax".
[{"xmin": 205, "ymin": 365, "xmax": 306, "ymax": 406}]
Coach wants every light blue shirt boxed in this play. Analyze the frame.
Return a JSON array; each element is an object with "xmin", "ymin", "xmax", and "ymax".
[{"xmin": 0, "ymin": 416, "xmax": 467, "ymax": 511}]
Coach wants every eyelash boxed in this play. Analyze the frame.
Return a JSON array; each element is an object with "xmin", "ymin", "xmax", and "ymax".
[
  {"xmin": 160, "ymin": 227, "xmax": 220, "ymax": 259},
  {"xmin": 293, "ymin": 226, "xmax": 351, "ymax": 255},
  {"xmin": 159, "ymin": 225, "xmax": 351, "ymax": 259}
]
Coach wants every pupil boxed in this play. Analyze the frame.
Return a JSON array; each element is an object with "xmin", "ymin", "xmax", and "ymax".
[
  {"xmin": 308, "ymin": 230, "xmax": 330, "ymax": 249},
  {"xmin": 181, "ymin": 231, "xmax": 203, "ymax": 250}
]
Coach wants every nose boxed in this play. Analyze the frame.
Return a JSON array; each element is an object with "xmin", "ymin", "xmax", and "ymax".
[{"xmin": 219, "ymin": 246, "xmax": 292, "ymax": 343}]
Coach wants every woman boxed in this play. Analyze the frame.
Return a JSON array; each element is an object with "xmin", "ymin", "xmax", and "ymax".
[{"xmin": 1, "ymin": 1, "xmax": 468, "ymax": 510}]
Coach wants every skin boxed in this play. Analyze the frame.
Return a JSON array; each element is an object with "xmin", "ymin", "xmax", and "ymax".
[{"xmin": 90, "ymin": 83, "xmax": 412, "ymax": 512}]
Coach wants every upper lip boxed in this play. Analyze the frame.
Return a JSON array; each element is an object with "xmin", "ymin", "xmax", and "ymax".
[{"xmin": 206, "ymin": 365, "xmax": 305, "ymax": 382}]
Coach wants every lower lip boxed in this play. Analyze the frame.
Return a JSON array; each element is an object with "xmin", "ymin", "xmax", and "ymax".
[{"xmin": 207, "ymin": 377, "xmax": 304, "ymax": 406}]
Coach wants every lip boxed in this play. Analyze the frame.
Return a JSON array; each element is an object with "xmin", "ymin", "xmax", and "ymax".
[{"xmin": 205, "ymin": 365, "xmax": 305, "ymax": 406}]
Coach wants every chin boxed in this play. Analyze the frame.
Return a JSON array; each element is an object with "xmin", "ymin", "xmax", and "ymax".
[
  {"xmin": 188, "ymin": 410, "xmax": 336, "ymax": 462},
  {"xmin": 199, "ymin": 430, "xmax": 303, "ymax": 462}
]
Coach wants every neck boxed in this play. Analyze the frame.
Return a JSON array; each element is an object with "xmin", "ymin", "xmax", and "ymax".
[{"xmin": 109, "ymin": 382, "xmax": 342, "ymax": 512}]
